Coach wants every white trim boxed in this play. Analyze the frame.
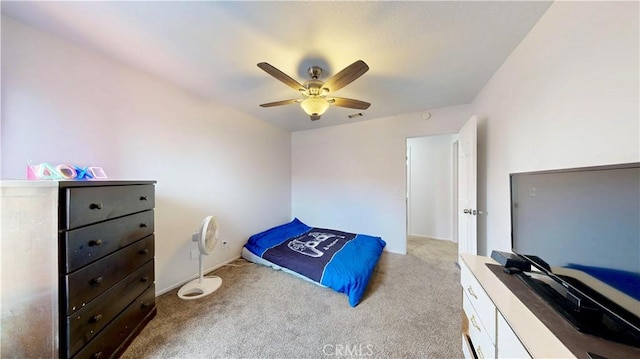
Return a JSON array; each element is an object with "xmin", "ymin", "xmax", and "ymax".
[
  {"xmin": 452, "ymin": 140, "xmax": 459, "ymax": 244},
  {"xmin": 408, "ymin": 234, "xmax": 454, "ymax": 242},
  {"xmin": 406, "ymin": 143, "xmax": 412, "ymax": 236}
]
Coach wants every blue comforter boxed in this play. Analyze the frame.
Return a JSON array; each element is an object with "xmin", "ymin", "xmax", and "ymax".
[
  {"xmin": 565, "ymin": 263, "xmax": 640, "ymax": 301},
  {"xmin": 244, "ymin": 218, "xmax": 386, "ymax": 307}
]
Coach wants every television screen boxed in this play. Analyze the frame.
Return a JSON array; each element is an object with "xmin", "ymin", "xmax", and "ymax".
[{"xmin": 510, "ymin": 163, "xmax": 640, "ymax": 341}]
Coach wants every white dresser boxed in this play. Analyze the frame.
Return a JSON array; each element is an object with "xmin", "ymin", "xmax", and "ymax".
[{"xmin": 460, "ymin": 254, "xmax": 574, "ymax": 359}]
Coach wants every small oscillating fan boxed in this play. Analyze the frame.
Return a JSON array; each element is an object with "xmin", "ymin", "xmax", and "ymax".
[{"xmin": 178, "ymin": 216, "xmax": 222, "ymax": 300}]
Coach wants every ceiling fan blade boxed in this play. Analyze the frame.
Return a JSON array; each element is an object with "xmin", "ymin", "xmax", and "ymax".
[
  {"xmin": 328, "ymin": 97, "xmax": 371, "ymax": 110},
  {"xmin": 259, "ymin": 99, "xmax": 300, "ymax": 107},
  {"xmin": 257, "ymin": 62, "xmax": 304, "ymax": 91},
  {"xmin": 322, "ymin": 60, "xmax": 369, "ymax": 93},
  {"xmin": 310, "ymin": 115, "xmax": 321, "ymax": 121}
]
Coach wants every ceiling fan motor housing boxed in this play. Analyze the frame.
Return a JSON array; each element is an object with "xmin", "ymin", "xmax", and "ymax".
[
  {"xmin": 308, "ymin": 66, "xmax": 323, "ymax": 79},
  {"xmin": 303, "ymin": 80, "xmax": 325, "ymax": 96}
]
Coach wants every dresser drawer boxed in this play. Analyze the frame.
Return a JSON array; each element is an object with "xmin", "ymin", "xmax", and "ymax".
[
  {"xmin": 61, "ymin": 184, "xmax": 154, "ymax": 229},
  {"xmin": 463, "ymin": 293, "xmax": 495, "ymax": 359},
  {"xmin": 65, "ymin": 235, "xmax": 154, "ymax": 313},
  {"xmin": 65, "ymin": 261, "xmax": 154, "ymax": 357},
  {"xmin": 63, "ymin": 210, "xmax": 154, "ymax": 272},
  {"xmin": 462, "ymin": 334, "xmax": 474, "ymax": 359},
  {"xmin": 461, "ymin": 261, "xmax": 496, "ymax": 344},
  {"xmin": 72, "ymin": 285, "xmax": 156, "ymax": 359},
  {"xmin": 497, "ymin": 311, "xmax": 531, "ymax": 359}
]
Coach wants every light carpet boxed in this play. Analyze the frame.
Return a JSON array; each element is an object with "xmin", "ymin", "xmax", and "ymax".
[{"xmin": 122, "ymin": 237, "xmax": 461, "ymax": 358}]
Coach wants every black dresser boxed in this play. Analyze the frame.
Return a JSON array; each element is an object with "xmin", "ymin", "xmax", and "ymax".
[{"xmin": 58, "ymin": 181, "xmax": 156, "ymax": 359}]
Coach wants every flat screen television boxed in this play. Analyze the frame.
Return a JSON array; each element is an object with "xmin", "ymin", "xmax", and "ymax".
[{"xmin": 510, "ymin": 162, "xmax": 640, "ymax": 347}]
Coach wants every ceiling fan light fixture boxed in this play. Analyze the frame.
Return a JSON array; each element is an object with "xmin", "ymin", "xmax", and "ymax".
[
  {"xmin": 257, "ymin": 60, "xmax": 370, "ymax": 121},
  {"xmin": 300, "ymin": 97, "xmax": 330, "ymax": 116}
]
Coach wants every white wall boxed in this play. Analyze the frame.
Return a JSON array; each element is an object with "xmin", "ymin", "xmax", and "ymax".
[
  {"xmin": 292, "ymin": 105, "xmax": 472, "ymax": 254},
  {"xmin": 0, "ymin": 16, "xmax": 292, "ymax": 294},
  {"xmin": 471, "ymin": 1, "xmax": 639, "ymax": 255},
  {"xmin": 407, "ymin": 134, "xmax": 458, "ymax": 241}
]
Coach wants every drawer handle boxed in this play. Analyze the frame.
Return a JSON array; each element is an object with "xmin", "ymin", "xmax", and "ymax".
[
  {"xmin": 90, "ymin": 314, "xmax": 103, "ymax": 323},
  {"xmin": 139, "ymin": 248, "xmax": 150, "ymax": 255},
  {"xmin": 476, "ymin": 345, "xmax": 485, "ymax": 359},
  {"xmin": 141, "ymin": 276, "xmax": 150, "ymax": 283},
  {"xmin": 140, "ymin": 222, "xmax": 148, "ymax": 228},
  {"xmin": 89, "ymin": 203, "xmax": 103, "ymax": 210},
  {"xmin": 89, "ymin": 239, "xmax": 103, "ymax": 247},
  {"xmin": 140, "ymin": 196, "xmax": 148, "ymax": 201},
  {"xmin": 470, "ymin": 315, "xmax": 481, "ymax": 332},
  {"xmin": 90, "ymin": 276, "xmax": 104, "ymax": 286},
  {"xmin": 141, "ymin": 301, "xmax": 151, "ymax": 309},
  {"xmin": 467, "ymin": 285, "xmax": 478, "ymax": 300},
  {"xmin": 92, "ymin": 351, "xmax": 103, "ymax": 359}
]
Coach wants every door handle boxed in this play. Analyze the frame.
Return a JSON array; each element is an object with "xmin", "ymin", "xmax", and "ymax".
[{"xmin": 463, "ymin": 208, "xmax": 479, "ymax": 215}]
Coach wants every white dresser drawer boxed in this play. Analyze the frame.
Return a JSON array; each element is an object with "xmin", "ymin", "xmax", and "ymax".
[
  {"xmin": 464, "ymin": 293, "xmax": 496, "ymax": 359},
  {"xmin": 462, "ymin": 334, "xmax": 474, "ymax": 359},
  {"xmin": 461, "ymin": 259, "xmax": 497, "ymax": 344},
  {"xmin": 497, "ymin": 312, "xmax": 531, "ymax": 359}
]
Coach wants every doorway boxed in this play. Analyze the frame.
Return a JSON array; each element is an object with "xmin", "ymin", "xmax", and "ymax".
[{"xmin": 406, "ymin": 134, "xmax": 459, "ymax": 261}]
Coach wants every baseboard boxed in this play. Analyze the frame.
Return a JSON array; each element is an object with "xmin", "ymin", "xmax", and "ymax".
[
  {"xmin": 408, "ymin": 234, "xmax": 453, "ymax": 242},
  {"xmin": 156, "ymin": 255, "xmax": 241, "ymax": 296}
]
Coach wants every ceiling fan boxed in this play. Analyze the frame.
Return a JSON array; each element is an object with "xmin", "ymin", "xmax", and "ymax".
[{"xmin": 257, "ymin": 60, "xmax": 371, "ymax": 121}]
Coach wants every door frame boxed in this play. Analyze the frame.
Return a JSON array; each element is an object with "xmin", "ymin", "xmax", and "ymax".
[
  {"xmin": 452, "ymin": 140, "xmax": 459, "ymax": 244},
  {"xmin": 405, "ymin": 133, "xmax": 459, "ymax": 248}
]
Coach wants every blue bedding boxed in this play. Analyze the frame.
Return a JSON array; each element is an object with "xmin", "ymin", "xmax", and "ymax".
[
  {"xmin": 244, "ymin": 218, "xmax": 386, "ymax": 307},
  {"xmin": 565, "ymin": 263, "xmax": 640, "ymax": 301}
]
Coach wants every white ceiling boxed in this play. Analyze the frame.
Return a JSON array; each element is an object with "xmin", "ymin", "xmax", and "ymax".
[{"xmin": 1, "ymin": 1, "xmax": 552, "ymax": 132}]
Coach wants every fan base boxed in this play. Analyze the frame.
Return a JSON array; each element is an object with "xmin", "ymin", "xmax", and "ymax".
[{"xmin": 177, "ymin": 276, "xmax": 222, "ymax": 300}]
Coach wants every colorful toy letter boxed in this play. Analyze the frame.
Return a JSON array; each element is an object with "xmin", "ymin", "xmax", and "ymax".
[{"xmin": 27, "ymin": 162, "xmax": 107, "ymax": 180}]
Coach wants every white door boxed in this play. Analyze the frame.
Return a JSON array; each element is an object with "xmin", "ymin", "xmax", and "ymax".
[{"xmin": 458, "ymin": 115, "xmax": 478, "ymax": 259}]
